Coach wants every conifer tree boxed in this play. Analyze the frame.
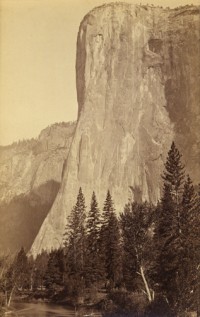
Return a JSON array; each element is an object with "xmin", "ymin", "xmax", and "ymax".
[
  {"xmin": 162, "ymin": 141, "xmax": 185, "ymax": 204},
  {"xmin": 10, "ymin": 247, "xmax": 29, "ymax": 290},
  {"xmin": 101, "ymin": 190, "xmax": 115, "ymax": 227},
  {"xmin": 99, "ymin": 191, "xmax": 121, "ymax": 288},
  {"xmin": 33, "ymin": 251, "xmax": 49, "ymax": 290},
  {"xmin": 154, "ymin": 142, "xmax": 185, "ymax": 310},
  {"xmin": 44, "ymin": 249, "xmax": 64, "ymax": 296},
  {"xmin": 179, "ymin": 177, "xmax": 200, "ymax": 311},
  {"xmin": 99, "ymin": 190, "xmax": 114, "ymax": 272},
  {"xmin": 106, "ymin": 210, "xmax": 121, "ymax": 286},
  {"xmin": 85, "ymin": 192, "xmax": 102, "ymax": 285},
  {"xmin": 63, "ymin": 187, "xmax": 86, "ymax": 295},
  {"xmin": 120, "ymin": 203, "xmax": 138, "ymax": 291}
]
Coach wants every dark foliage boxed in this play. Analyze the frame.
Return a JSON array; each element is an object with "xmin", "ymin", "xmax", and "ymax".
[
  {"xmin": 1, "ymin": 142, "xmax": 199, "ymax": 317},
  {"xmin": 63, "ymin": 187, "xmax": 86, "ymax": 296},
  {"xmin": 85, "ymin": 192, "xmax": 103, "ymax": 285},
  {"xmin": 120, "ymin": 202, "xmax": 155, "ymax": 299},
  {"xmin": 44, "ymin": 249, "xmax": 64, "ymax": 297},
  {"xmin": 99, "ymin": 191, "xmax": 122, "ymax": 288}
]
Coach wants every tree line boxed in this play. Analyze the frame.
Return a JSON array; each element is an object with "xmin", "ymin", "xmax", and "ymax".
[{"xmin": 0, "ymin": 142, "xmax": 199, "ymax": 316}]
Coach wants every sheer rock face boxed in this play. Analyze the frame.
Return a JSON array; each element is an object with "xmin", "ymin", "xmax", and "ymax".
[
  {"xmin": 31, "ymin": 3, "xmax": 200, "ymax": 256},
  {"xmin": 0, "ymin": 122, "xmax": 76, "ymax": 252},
  {"xmin": 0, "ymin": 122, "xmax": 76, "ymax": 203}
]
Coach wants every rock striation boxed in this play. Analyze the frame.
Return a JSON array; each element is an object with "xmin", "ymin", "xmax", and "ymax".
[
  {"xmin": 0, "ymin": 122, "xmax": 76, "ymax": 252},
  {"xmin": 30, "ymin": 3, "xmax": 200, "ymax": 256}
]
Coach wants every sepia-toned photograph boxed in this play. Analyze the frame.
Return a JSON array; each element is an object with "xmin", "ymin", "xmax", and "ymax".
[{"xmin": 0, "ymin": 0, "xmax": 199, "ymax": 316}]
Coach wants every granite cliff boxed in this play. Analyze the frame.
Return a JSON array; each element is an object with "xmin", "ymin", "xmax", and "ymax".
[
  {"xmin": 29, "ymin": 3, "xmax": 199, "ymax": 255},
  {"xmin": 0, "ymin": 122, "xmax": 76, "ymax": 252}
]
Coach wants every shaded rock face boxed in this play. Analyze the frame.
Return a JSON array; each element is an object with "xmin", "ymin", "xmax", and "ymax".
[
  {"xmin": 0, "ymin": 122, "xmax": 76, "ymax": 252},
  {"xmin": 0, "ymin": 181, "xmax": 59, "ymax": 253},
  {"xmin": 31, "ymin": 3, "xmax": 200, "ymax": 256}
]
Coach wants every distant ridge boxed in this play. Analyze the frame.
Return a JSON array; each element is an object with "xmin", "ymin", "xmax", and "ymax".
[{"xmin": 0, "ymin": 121, "xmax": 76, "ymax": 253}]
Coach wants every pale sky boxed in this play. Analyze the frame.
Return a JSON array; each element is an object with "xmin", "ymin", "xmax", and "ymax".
[{"xmin": 0, "ymin": 0, "xmax": 199, "ymax": 145}]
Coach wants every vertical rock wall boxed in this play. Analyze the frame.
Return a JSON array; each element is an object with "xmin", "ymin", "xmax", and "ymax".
[{"xmin": 31, "ymin": 3, "xmax": 200, "ymax": 256}]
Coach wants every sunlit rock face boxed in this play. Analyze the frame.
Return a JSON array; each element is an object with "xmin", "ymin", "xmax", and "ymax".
[
  {"xmin": 0, "ymin": 122, "xmax": 76, "ymax": 203},
  {"xmin": 0, "ymin": 122, "xmax": 76, "ymax": 252},
  {"xmin": 31, "ymin": 3, "xmax": 200, "ymax": 256}
]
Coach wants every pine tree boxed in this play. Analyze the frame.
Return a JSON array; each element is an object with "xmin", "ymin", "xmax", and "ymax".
[
  {"xmin": 99, "ymin": 191, "xmax": 121, "ymax": 289},
  {"xmin": 11, "ymin": 247, "xmax": 29, "ymax": 290},
  {"xmin": 154, "ymin": 142, "xmax": 185, "ymax": 310},
  {"xmin": 179, "ymin": 177, "xmax": 200, "ymax": 312},
  {"xmin": 106, "ymin": 210, "xmax": 121, "ymax": 287},
  {"xmin": 162, "ymin": 141, "xmax": 185, "ymax": 204},
  {"xmin": 99, "ymin": 190, "xmax": 114, "ymax": 274},
  {"xmin": 101, "ymin": 190, "xmax": 115, "ymax": 227},
  {"xmin": 120, "ymin": 203, "xmax": 138, "ymax": 291},
  {"xmin": 85, "ymin": 192, "xmax": 102, "ymax": 285},
  {"xmin": 33, "ymin": 251, "xmax": 49, "ymax": 290},
  {"xmin": 44, "ymin": 249, "xmax": 64, "ymax": 296},
  {"xmin": 63, "ymin": 187, "xmax": 86, "ymax": 296}
]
